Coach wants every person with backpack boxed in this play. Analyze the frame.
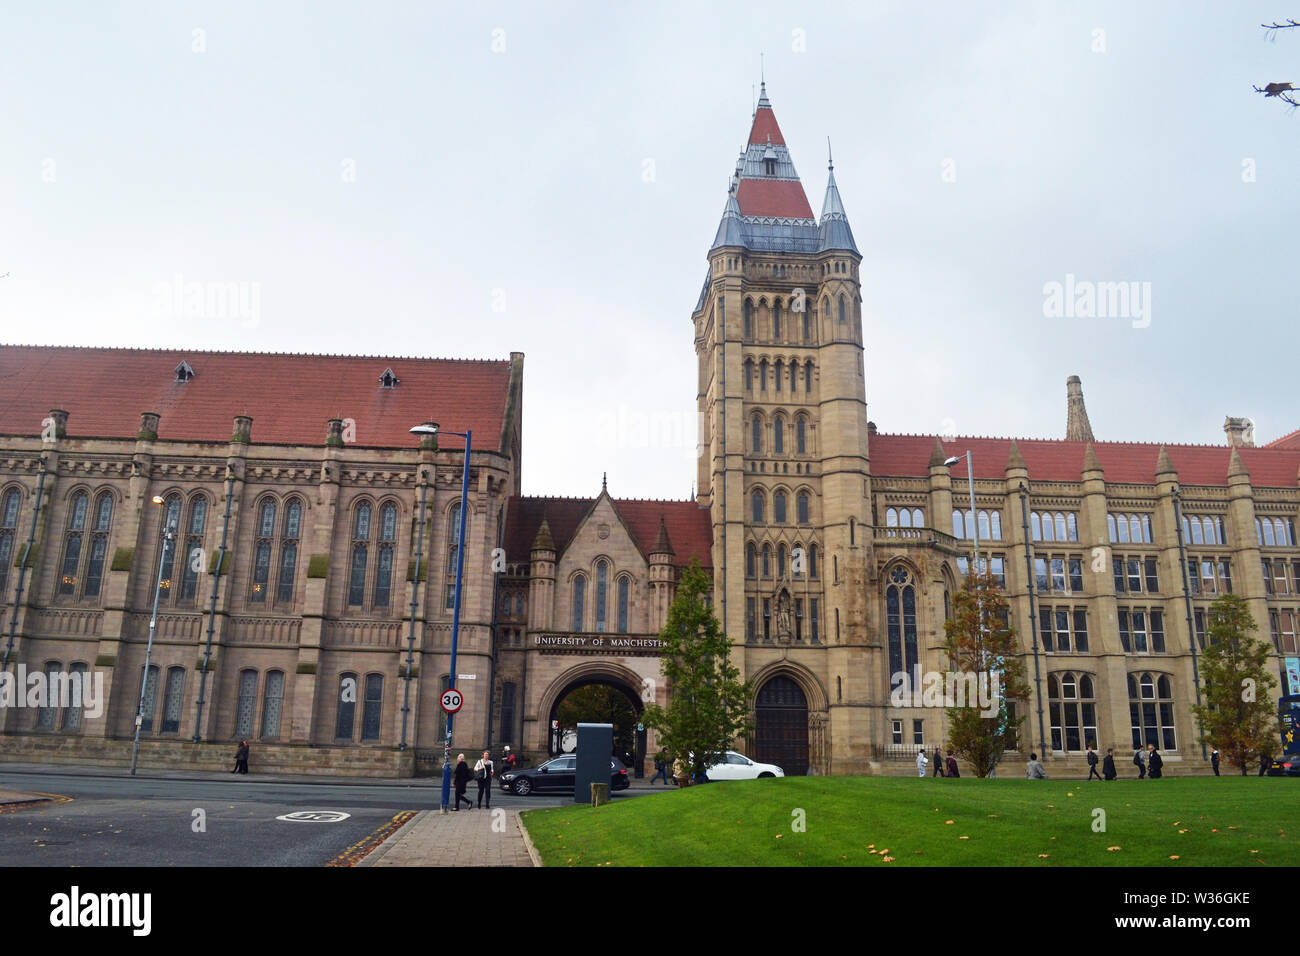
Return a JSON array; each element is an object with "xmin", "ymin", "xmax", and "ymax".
[
  {"xmin": 1086, "ymin": 743, "xmax": 1103, "ymax": 781},
  {"xmin": 1134, "ymin": 746, "xmax": 1146, "ymax": 779}
]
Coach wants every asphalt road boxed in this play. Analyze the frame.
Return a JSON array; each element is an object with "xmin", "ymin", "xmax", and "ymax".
[{"xmin": 0, "ymin": 769, "xmax": 614, "ymax": 866}]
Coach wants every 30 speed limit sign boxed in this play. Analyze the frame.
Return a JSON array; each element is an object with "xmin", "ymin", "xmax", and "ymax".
[{"xmin": 440, "ymin": 688, "xmax": 463, "ymax": 714}]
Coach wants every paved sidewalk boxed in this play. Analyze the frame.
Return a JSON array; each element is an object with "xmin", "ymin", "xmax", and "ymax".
[{"xmin": 359, "ymin": 806, "xmax": 537, "ymax": 867}]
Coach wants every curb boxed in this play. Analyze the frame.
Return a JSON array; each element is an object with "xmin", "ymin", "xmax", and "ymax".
[
  {"xmin": 354, "ymin": 810, "xmax": 426, "ymax": 867},
  {"xmin": 0, "ymin": 763, "xmax": 440, "ymax": 790},
  {"xmin": 516, "ymin": 812, "xmax": 543, "ymax": 868}
]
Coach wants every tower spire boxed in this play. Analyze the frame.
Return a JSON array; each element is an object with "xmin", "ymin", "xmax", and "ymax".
[
  {"xmin": 1065, "ymin": 375, "xmax": 1096, "ymax": 442},
  {"xmin": 817, "ymin": 155, "xmax": 858, "ymax": 254}
]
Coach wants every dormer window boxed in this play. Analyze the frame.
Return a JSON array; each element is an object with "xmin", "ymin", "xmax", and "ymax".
[
  {"xmin": 379, "ymin": 368, "xmax": 399, "ymax": 389},
  {"xmin": 174, "ymin": 361, "xmax": 195, "ymax": 383},
  {"xmin": 762, "ymin": 137, "xmax": 777, "ymax": 176}
]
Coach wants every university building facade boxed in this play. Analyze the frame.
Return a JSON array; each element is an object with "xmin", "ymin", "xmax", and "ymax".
[{"xmin": 2, "ymin": 87, "xmax": 1298, "ymax": 776}]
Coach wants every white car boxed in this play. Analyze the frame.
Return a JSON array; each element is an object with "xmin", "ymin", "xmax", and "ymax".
[{"xmin": 704, "ymin": 750, "xmax": 785, "ymax": 781}]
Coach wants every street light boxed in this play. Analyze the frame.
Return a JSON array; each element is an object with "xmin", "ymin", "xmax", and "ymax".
[
  {"xmin": 130, "ymin": 496, "xmax": 175, "ymax": 776},
  {"xmin": 944, "ymin": 453, "xmax": 979, "ymax": 572},
  {"xmin": 399, "ymin": 422, "xmax": 437, "ymax": 752},
  {"xmin": 422, "ymin": 422, "xmax": 472, "ymax": 813}
]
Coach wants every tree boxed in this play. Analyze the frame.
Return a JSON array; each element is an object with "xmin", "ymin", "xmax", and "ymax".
[
  {"xmin": 1192, "ymin": 593, "xmax": 1278, "ymax": 775},
  {"xmin": 641, "ymin": 561, "xmax": 753, "ymax": 784},
  {"xmin": 1255, "ymin": 19, "xmax": 1299, "ymax": 108},
  {"xmin": 942, "ymin": 569, "xmax": 1030, "ymax": 778}
]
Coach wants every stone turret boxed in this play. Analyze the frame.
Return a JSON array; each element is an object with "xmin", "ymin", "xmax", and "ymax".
[
  {"xmin": 529, "ymin": 518, "xmax": 557, "ymax": 631},
  {"xmin": 1065, "ymin": 376, "xmax": 1095, "ymax": 442}
]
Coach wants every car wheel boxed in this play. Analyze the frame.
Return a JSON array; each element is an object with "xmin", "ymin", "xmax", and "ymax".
[
  {"xmin": 513, "ymin": 778, "xmax": 532, "ymax": 796},
  {"xmin": 758, "ymin": 771, "xmax": 775, "ymax": 778}
]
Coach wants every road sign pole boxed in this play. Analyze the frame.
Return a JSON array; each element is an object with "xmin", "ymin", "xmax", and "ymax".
[{"xmin": 440, "ymin": 429, "xmax": 471, "ymax": 813}]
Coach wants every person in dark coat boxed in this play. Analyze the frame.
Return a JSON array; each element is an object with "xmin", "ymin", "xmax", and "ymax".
[
  {"xmin": 232, "ymin": 740, "xmax": 249, "ymax": 774},
  {"xmin": 1086, "ymin": 744, "xmax": 1103, "ymax": 781},
  {"xmin": 945, "ymin": 751, "xmax": 960, "ymax": 778},
  {"xmin": 1259, "ymin": 753, "xmax": 1271, "ymax": 777},
  {"xmin": 1133, "ymin": 747, "xmax": 1146, "ymax": 779},
  {"xmin": 1147, "ymin": 744, "xmax": 1163, "ymax": 779},
  {"xmin": 1210, "ymin": 747, "xmax": 1220, "ymax": 776},
  {"xmin": 1102, "ymin": 747, "xmax": 1117, "ymax": 780},
  {"xmin": 453, "ymin": 754, "xmax": 473, "ymax": 810},
  {"xmin": 932, "ymin": 747, "xmax": 945, "ymax": 777}
]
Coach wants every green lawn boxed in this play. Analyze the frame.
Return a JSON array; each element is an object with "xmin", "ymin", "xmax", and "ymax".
[{"xmin": 520, "ymin": 776, "xmax": 1300, "ymax": 866}]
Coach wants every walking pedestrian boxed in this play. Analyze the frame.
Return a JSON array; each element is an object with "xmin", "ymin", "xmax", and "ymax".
[
  {"xmin": 453, "ymin": 753, "xmax": 473, "ymax": 810},
  {"xmin": 1210, "ymin": 747, "xmax": 1220, "ymax": 776},
  {"xmin": 932, "ymin": 746, "xmax": 944, "ymax": 777},
  {"xmin": 651, "ymin": 751, "xmax": 670, "ymax": 785},
  {"xmin": 945, "ymin": 751, "xmax": 960, "ymax": 778},
  {"xmin": 916, "ymin": 748, "xmax": 928, "ymax": 778},
  {"xmin": 1086, "ymin": 743, "xmax": 1103, "ymax": 781},
  {"xmin": 1133, "ymin": 746, "xmax": 1146, "ymax": 779},
  {"xmin": 1147, "ymin": 744, "xmax": 1163, "ymax": 779},
  {"xmin": 474, "ymin": 750, "xmax": 494, "ymax": 808},
  {"xmin": 1259, "ymin": 753, "xmax": 1271, "ymax": 777},
  {"xmin": 233, "ymin": 739, "xmax": 249, "ymax": 775},
  {"xmin": 1102, "ymin": 747, "xmax": 1117, "ymax": 781},
  {"xmin": 1026, "ymin": 753, "xmax": 1048, "ymax": 779}
]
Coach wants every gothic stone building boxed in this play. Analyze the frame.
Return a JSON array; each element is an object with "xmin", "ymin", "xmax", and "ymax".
[{"xmin": 2, "ymin": 86, "xmax": 1299, "ymax": 776}]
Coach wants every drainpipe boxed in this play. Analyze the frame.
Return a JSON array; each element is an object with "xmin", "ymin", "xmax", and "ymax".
[
  {"xmin": 1018, "ymin": 483, "xmax": 1047, "ymax": 760},
  {"xmin": 193, "ymin": 467, "xmax": 235, "ymax": 742},
  {"xmin": 2, "ymin": 455, "xmax": 48, "ymax": 674}
]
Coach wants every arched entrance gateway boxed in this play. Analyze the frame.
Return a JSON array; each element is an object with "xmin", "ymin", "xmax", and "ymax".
[
  {"xmin": 534, "ymin": 660, "xmax": 657, "ymax": 775},
  {"xmin": 753, "ymin": 676, "xmax": 809, "ymax": 775}
]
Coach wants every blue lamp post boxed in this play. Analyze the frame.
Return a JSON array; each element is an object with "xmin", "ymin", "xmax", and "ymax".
[{"xmin": 425, "ymin": 423, "xmax": 471, "ymax": 813}]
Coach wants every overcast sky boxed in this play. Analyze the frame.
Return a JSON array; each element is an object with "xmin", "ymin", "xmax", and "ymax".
[{"xmin": 2, "ymin": 1, "xmax": 1297, "ymax": 499}]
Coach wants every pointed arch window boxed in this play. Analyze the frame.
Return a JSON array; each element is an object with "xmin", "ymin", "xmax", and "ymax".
[
  {"xmin": 746, "ymin": 543, "xmax": 756, "ymax": 578},
  {"xmin": 804, "ymin": 360, "xmax": 813, "ymax": 392},
  {"xmin": 348, "ymin": 502, "xmax": 371, "ymax": 606},
  {"xmin": 838, "ymin": 295, "xmax": 846, "ymax": 323},
  {"xmin": 84, "ymin": 492, "xmax": 113, "ymax": 599},
  {"xmin": 774, "ymin": 491, "xmax": 787, "ymax": 524},
  {"xmin": 595, "ymin": 560, "xmax": 609, "ymax": 632},
  {"xmin": 886, "ymin": 566, "xmax": 919, "ymax": 689},
  {"xmin": 572, "ymin": 574, "xmax": 586, "ymax": 631},
  {"xmin": 802, "ymin": 312, "xmax": 811, "ymax": 343},
  {"xmin": 251, "ymin": 499, "xmax": 276, "ymax": 603},
  {"xmin": 744, "ymin": 359, "xmax": 753, "ymax": 391},
  {"xmin": 797, "ymin": 492, "xmax": 810, "ymax": 525},
  {"xmin": 789, "ymin": 362, "xmax": 797, "ymax": 391},
  {"xmin": 58, "ymin": 491, "xmax": 90, "ymax": 597},
  {"xmin": 759, "ymin": 359, "xmax": 768, "ymax": 392},
  {"xmin": 617, "ymin": 575, "xmax": 630, "ymax": 633},
  {"xmin": 373, "ymin": 502, "xmax": 396, "ymax": 608},
  {"xmin": 752, "ymin": 414, "xmax": 762, "ymax": 453},
  {"xmin": 809, "ymin": 543, "xmax": 819, "ymax": 578},
  {"xmin": 774, "ymin": 418, "xmax": 785, "ymax": 454},
  {"xmin": 261, "ymin": 670, "xmax": 285, "ymax": 739},
  {"xmin": 335, "ymin": 672, "xmax": 358, "ymax": 740},
  {"xmin": 361, "ymin": 674, "xmax": 384, "ymax": 741},
  {"xmin": 156, "ymin": 494, "xmax": 182, "ymax": 603},
  {"xmin": 743, "ymin": 299, "xmax": 753, "ymax": 339},
  {"xmin": 234, "ymin": 669, "xmax": 258, "ymax": 738},
  {"xmin": 277, "ymin": 498, "xmax": 302, "ymax": 604},
  {"xmin": 777, "ymin": 543, "xmax": 787, "ymax": 577},
  {"xmin": 1048, "ymin": 672, "xmax": 1098, "ymax": 753},
  {"xmin": 180, "ymin": 495, "xmax": 207, "ymax": 601},
  {"xmin": 774, "ymin": 360, "xmax": 783, "ymax": 392},
  {"xmin": 0, "ymin": 488, "xmax": 19, "ymax": 600},
  {"xmin": 796, "ymin": 417, "xmax": 807, "ymax": 454},
  {"xmin": 772, "ymin": 300, "xmax": 782, "ymax": 340},
  {"xmin": 761, "ymin": 544, "xmax": 771, "ymax": 578}
]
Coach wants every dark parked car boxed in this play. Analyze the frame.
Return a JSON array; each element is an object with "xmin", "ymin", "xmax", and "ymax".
[
  {"xmin": 1266, "ymin": 757, "xmax": 1300, "ymax": 777},
  {"xmin": 499, "ymin": 754, "xmax": 630, "ymax": 796}
]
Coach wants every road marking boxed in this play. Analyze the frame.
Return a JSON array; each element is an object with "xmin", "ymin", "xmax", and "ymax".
[
  {"xmin": 326, "ymin": 810, "xmax": 417, "ymax": 867},
  {"xmin": 276, "ymin": 810, "xmax": 352, "ymax": 823}
]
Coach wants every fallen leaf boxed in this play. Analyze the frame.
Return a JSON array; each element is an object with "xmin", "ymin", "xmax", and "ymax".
[
  {"xmin": 944, "ymin": 820, "xmax": 955, "ymax": 825},
  {"xmin": 959, "ymin": 835, "xmax": 970, "ymax": 840},
  {"xmin": 881, "ymin": 855, "xmax": 895, "ymax": 862},
  {"xmin": 1169, "ymin": 855, "xmax": 1180, "ymax": 860},
  {"xmin": 774, "ymin": 834, "xmax": 783, "ymax": 840},
  {"xmin": 1106, "ymin": 846, "xmax": 1122, "ymax": 852},
  {"xmin": 1038, "ymin": 853, "xmax": 1050, "ymax": 858}
]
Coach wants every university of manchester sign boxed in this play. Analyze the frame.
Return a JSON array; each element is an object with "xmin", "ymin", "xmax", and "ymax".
[{"xmin": 533, "ymin": 634, "xmax": 665, "ymax": 654}]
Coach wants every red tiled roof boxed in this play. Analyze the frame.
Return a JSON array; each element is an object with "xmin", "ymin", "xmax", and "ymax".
[
  {"xmin": 871, "ymin": 434, "xmax": 1300, "ymax": 488},
  {"xmin": 503, "ymin": 495, "xmax": 712, "ymax": 569},
  {"xmin": 747, "ymin": 106, "xmax": 786, "ymax": 146},
  {"xmin": 0, "ymin": 345, "xmax": 516, "ymax": 450},
  {"xmin": 1265, "ymin": 427, "xmax": 1300, "ymax": 450},
  {"xmin": 735, "ymin": 178, "xmax": 814, "ymax": 220}
]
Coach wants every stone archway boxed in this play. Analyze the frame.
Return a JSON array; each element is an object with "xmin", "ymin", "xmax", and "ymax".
[
  {"xmin": 536, "ymin": 659, "xmax": 650, "ymax": 770},
  {"xmin": 748, "ymin": 662, "xmax": 829, "ymax": 776}
]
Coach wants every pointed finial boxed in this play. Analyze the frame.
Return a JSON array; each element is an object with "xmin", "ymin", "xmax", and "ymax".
[
  {"xmin": 760, "ymin": 51, "xmax": 765, "ymax": 85},
  {"xmin": 1156, "ymin": 445, "xmax": 1176, "ymax": 477},
  {"xmin": 602, "ymin": 471, "xmax": 607, "ymax": 494},
  {"xmin": 1006, "ymin": 439, "xmax": 1026, "ymax": 471},
  {"xmin": 1228, "ymin": 446, "xmax": 1249, "ymax": 479},
  {"xmin": 1082, "ymin": 442, "xmax": 1102, "ymax": 475},
  {"xmin": 929, "ymin": 437, "xmax": 948, "ymax": 468},
  {"xmin": 828, "ymin": 137, "xmax": 833, "ymax": 170}
]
